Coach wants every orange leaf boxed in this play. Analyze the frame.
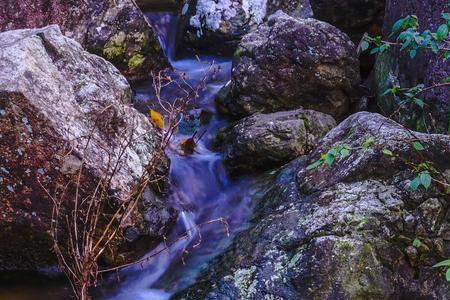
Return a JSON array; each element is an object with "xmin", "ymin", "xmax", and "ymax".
[
  {"xmin": 149, "ymin": 109, "xmax": 164, "ymax": 130},
  {"xmin": 180, "ymin": 137, "xmax": 197, "ymax": 155}
]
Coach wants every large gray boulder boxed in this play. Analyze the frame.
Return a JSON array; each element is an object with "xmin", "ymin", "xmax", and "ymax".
[
  {"xmin": 0, "ymin": 26, "xmax": 176, "ymax": 272},
  {"xmin": 374, "ymin": 0, "xmax": 450, "ymax": 133},
  {"xmin": 219, "ymin": 12, "xmax": 360, "ymax": 120},
  {"xmin": 0, "ymin": 0, "xmax": 169, "ymax": 79},
  {"xmin": 175, "ymin": 112, "xmax": 450, "ymax": 299},
  {"xmin": 222, "ymin": 109, "xmax": 336, "ymax": 174},
  {"xmin": 176, "ymin": 0, "xmax": 313, "ymax": 55}
]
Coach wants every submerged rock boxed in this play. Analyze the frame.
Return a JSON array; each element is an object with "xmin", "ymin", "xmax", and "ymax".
[
  {"xmin": 175, "ymin": 112, "xmax": 450, "ymax": 299},
  {"xmin": 0, "ymin": 26, "xmax": 176, "ymax": 272},
  {"xmin": 176, "ymin": 0, "xmax": 313, "ymax": 55},
  {"xmin": 0, "ymin": 0, "xmax": 169, "ymax": 79},
  {"xmin": 374, "ymin": 0, "xmax": 450, "ymax": 133},
  {"xmin": 222, "ymin": 109, "xmax": 336, "ymax": 174},
  {"xmin": 219, "ymin": 12, "xmax": 360, "ymax": 120}
]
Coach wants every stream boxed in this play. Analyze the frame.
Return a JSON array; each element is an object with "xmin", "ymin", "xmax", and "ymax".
[{"xmin": 101, "ymin": 11, "xmax": 263, "ymax": 300}]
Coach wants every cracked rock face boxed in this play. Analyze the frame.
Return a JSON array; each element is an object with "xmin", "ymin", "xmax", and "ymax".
[
  {"xmin": 0, "ymin": 0, "xmax": 168, "ymax": 79},
  {"xmin": 176, "ymin": 0, "xmax": 313, "ymax": 55},
  {"xmin": 221, "ymin": 109, "xmax": 336, "ymax": 174},
  {"xmin": 0, "ymin": 26, "xmax": 176, "ymax": 272},
  {"xmin": 219, "ymin": 12, "xmax": 360, "ymax": 120},
  {"xmin": 175, "ymin": 112, "xmax": 450, "ymax": 299}
]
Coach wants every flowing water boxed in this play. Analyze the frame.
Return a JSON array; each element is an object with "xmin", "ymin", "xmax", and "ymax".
[
  {"xmin": 102, "ymin": 12, "xmax": 264, "ymax": 300},
  {"xmin": 0, "ymin": 12, "xmax": 263, "ymax": 300}
]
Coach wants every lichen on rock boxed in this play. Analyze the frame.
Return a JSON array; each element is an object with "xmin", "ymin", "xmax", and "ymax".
[
  {"xmin": 174, "ymin": 112, "xmax": 450, "ymax": 299},
  {"xmin": 0, "ymin": 26, "xmax": 176, "ymax": 272}
]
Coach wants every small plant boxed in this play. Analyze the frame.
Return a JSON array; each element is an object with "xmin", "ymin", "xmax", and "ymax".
[
  {"xmin": 433, "ymin": 259, "xmax": 450, "ymax": 281},
  {"xmin": 306, "ymin": 144, "xmax": 351, "ymax": 170}
]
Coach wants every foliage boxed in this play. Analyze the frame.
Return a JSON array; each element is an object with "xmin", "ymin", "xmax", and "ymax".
[
  {"xmin": 149, "ymin": 109, "xmax": 165, "ymax": 130},
  {"xmin": 433, "ymin": 259, "xmax": 450, "ymax": 282},
  {"xmin": 362, "ymin": 12, "xmax": 450, "ymax": 282},
  {"xmin": 364, "ymin": 12, "xmax": 450, "ymax": 133},
  {"xmin": 306, "ymin": 144, "xmax": 351, "ymax": 170}
]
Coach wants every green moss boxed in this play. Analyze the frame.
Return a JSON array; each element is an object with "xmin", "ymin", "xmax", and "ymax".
[
  {"xmin": 132, "ymin": 32, "xmax": 149, "ymax": 47},
  {"xmin": 128, "ymin": 53, "xmax": 146, "ymax": 70},
  {"xmin": 299, "ymin": 114, "xmax": 311, "ymax": 131},
  {"xmin": 103, "ymin": 32, "xmax": 127, "ymax": 60}
]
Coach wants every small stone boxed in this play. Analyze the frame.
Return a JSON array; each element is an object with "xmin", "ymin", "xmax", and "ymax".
[{"xmin": 405, "ymin": 246, "xmax": 418, "ymax": 266}]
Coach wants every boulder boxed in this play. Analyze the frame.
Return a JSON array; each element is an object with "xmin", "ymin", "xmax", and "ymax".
[
  {"xmin": 374, "ymin": 0, "xmax": 450, "ymax": 133},
  {"xmin": 176, "ymin": 0, "xmax": 313, "ymax": 55},
  {"xmin": 310, "ymin": 0, "xmax": 385, "ymax": 43},
  {"xmin": 222, "ymin": 109, "xmax": 336, "ymax": 174},
  {"xmin": 175, "ymin": 112, "xmax": 450, "ymax": 299},
  {"xmin": 0, "ymin": 26, "xmax": 176, "ymax": 272},
  {"xmin": 219, "ymin": 12, "xmax": 360, "ymax": 120},
  {"xmin": 0, "ymin": 0, "xmax": 169, "ymax": 79}
]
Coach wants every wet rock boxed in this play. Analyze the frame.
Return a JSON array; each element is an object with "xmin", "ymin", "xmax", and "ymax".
[
  {"xmin": 141, "ymin": 188, "xmax": 177, "ymax": 239},
  {"xmin": 222, "ymin": 109, "xmax": 336, "ymax": 174},
  {"xmin": 0, "ymin": 0, "xmax": 168, "ymax": 79},
  {"xmin": 0, "ymin": 26, "xmax": 176, "ymax": 272},
  {"xmin": 219, "ymin": 12, "xmax": 360, "ymax": 120},
  {"xmin": 176, "ymin": 0, "xmax": 313, "ymax": 55},
  {"xmin": 310, "ymin": 0, "xmax": 385, "ymax": 43},
  {"xmin": 175, "ymin": 112, "xmax": 450, "ymax": 299},
  {"xmin": 374, "ymin": 0, "xmax": 450, "ymax": 133}
]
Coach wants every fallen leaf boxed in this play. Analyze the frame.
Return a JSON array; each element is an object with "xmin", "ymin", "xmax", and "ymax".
[
  {"xmin": 180, "ymin": 137, "xmax": 197, "ymax": 155},
  {"xmin": 149, "ymin": 109, "xmax": 164, "ymax": 130}
]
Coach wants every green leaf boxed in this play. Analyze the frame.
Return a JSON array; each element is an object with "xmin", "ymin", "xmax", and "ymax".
[
  {"xmin": 413, "ymin": 98, "xmax": 425, "ymax": 108},
  {"xmin": 382, "ymin": 88, "xmax": 393, "ymax": 96},
  {"xmin": 325, "ymin": 153, "xmax": 335, "ymax": 166},
  {"xmin": 413, "ymin": 239, "xmax": 422, "ymax": 248},
  {"xmin": 444, "ymin": 51, "xmax": 450, "ymax": 60},
  {"xmin": 361, "ymin": 41, "xmax": 370, "ymax": 51},
  {"xmin": 420, "ymin": 171, "xmax": 432, "ymax": 189},
  {"xmin": 433, "ymin": 259, "xmax": 450, "ymax": 268},
  {"xmin": 446, "ymin": 268, "xmax": 450, "ymax": 281},
  {"xmin": 382, "ymin": 149, "xmax": 394, "ymax": 156},
  {"xmin": 370, "ymin": 47, "xmax": 379, "ymax": 55},
  {"xmin": 379, "ymin": 44, "xmax": 390, "ymax": 53},
  {"xmin": 436, "ymin": 24, "xmax": 449, "ymax": 41},
  {"xmin": 363, "ymin": 137, "xmax": 375, "ymax": 149},
  {"xmin": 412, "ymin": 141, "xmax": 425, "ymax": 151},
  {"xmin": 392, "ymin": 18, "xmax": 405, "ymax": 32},
  {"xmin": 443, "ymin": 13, "xmax": 450, "ymax": 22},
  {"xmin": 410, "ymin": 176, "xmax": 421, "ymax": 191},
  {"xmin": 409, "ymin": 49, "xmax": 417, "ymax": 58},
  {"xmin": 307, "ymin": 159, "xmax": 324, "ymax": 170},
  {"xmin": 340, "ymin": 148, "xmax": 351, "ymax": 158}
]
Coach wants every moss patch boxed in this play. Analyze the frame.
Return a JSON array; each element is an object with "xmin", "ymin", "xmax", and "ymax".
[
  {"xmin": 103, "ymin": 32, "xmax": 127, "ymax": 60},
  {"xmin": 128, "ymin": 53, "xmax": 146, "ymax": 70}
]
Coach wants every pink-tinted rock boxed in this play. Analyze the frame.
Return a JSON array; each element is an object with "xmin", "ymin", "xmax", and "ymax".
[
  {"xmin": 176, "ymin": 0, "xmax": 313, "ymax": 56},
  {"xmin": 0, "ymin": 26, "xmax": 176, "ymax": 272},
  {"xmin": 0, "ymin": 0, "xmax": 169, "ymax": 80},
  {"xmin": 219, "ymin": 12, "xmax": 360, "ymax": 120}
]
